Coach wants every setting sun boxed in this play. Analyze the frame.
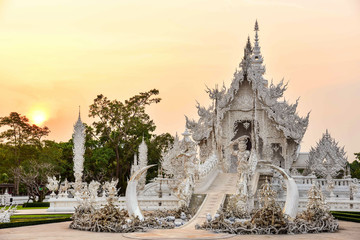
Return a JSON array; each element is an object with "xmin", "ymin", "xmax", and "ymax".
[{"xmin": 30, "ymin": 110, "xmax": 47, "ymax": 126}]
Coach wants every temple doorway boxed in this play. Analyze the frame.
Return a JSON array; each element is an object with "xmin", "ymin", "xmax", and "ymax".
[{"xmin": 229, "ymin": 120, "xmax": 252, "ymax": 173}]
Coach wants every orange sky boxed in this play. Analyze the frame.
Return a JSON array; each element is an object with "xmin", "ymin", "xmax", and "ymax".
[{"xmin": 0, "ymin": 0, "xmax": 359, "ymax": 160}]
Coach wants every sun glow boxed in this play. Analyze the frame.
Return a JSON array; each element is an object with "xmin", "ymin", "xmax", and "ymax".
[{"xmin": 30, "ymin": 110, "xmax": 47, "ymax": 126}]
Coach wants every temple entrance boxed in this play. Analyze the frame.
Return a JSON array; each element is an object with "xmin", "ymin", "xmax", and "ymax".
[
  {"xmin": 228, "ymin": 120, "xmax": 252, "ymax": 173},
  {"xmin": 231, "ymin": 120, "xmax": 252, "ymax": 147}
]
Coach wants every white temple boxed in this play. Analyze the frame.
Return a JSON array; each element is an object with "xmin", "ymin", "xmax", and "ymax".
[
  {"xmin": 135, "ymin": 20, "xmax": 360, "ymax": 212},
  {"xmin": 44, "ymin": 21, "xmax": 360, "ymax": 214}
]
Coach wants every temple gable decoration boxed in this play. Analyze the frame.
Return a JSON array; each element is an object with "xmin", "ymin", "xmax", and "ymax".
[{"xmin": 307, "ymin": 130, "xmax": 347, "ymax": 178}]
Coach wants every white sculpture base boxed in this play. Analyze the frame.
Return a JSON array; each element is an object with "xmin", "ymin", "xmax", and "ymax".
[{"xmin": 47, "ymin": 196, "xmax": 179, "ymax": 213}]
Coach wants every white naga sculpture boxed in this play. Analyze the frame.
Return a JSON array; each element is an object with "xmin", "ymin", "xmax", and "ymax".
[
  {"xmin": 269, "ymin": 164, "xmax": 299, "ymax": 218},
  {"xmin": 73, "ymin": 110, "xmax": 85, "ymax": 194},
  {"xmin": 126, "ymin": 165, "xmax": 156, "ymax": 221}
]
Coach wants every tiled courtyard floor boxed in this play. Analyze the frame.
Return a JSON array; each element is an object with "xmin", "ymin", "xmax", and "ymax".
[{"xmin": 0, "ymin": 221, "xmax": 359, "ymax": 240}]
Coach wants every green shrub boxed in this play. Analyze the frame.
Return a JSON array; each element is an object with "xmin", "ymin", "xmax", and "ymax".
[
  {"xmin": 0, "ymin": 217, "xmax": 71, "ymax": 229},
  {"xmin": 331, "ymin": 211, "xmax": 360, "ymax": 223},
  {"xmin": 22, "ymin": 202, "xmax": 50, "ymax": 208}
]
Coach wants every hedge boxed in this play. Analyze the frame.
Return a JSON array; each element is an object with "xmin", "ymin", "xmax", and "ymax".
[
  {"xmin": 0, "ymin": 217, "xmax": 71, "ymax": 229},
  {"xmin": 22, "ymin": 202, "xmax": 50, "ymax": 208},
  {"xmin": 331, "ymin": 211, "xmax": 360, "ymax": 223}
]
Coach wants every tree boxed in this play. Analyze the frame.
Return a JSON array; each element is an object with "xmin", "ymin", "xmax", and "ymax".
[
  {"xmin": 146, "ymin": 133, "xmax": 174, "ymax": 182},
  {"xmin": 0, "ymin": 112, "xmax": 50, "ymax": 194},
  {"xmin": 84, "ymin": 146, "xmax": 115, "ymax": 182},
  {"xmin": 88, "ymin": 89, "xmax": 161, "ymax": 191},
  {"xmin": 19, "ymin": 160, "xmax": 58, "ymax": 202},
  {"xmin": 350, "ymin": 153, "xmax": 360, "ymax": 179}
]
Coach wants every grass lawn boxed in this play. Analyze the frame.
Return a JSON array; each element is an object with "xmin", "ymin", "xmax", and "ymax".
[
  {"xmin": 2, "ymin": 206, "xmax": 49, "ymax": 210},
  {"xmin": 10, "ymin": 214, "xmax": 72, "ymax": 223},
  {"xmin": 0, "ymin": 214, "xmax": 72, "ymax": 228}
]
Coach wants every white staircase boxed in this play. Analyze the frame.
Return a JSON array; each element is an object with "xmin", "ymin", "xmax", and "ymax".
[{"xmin": 182, "ymin": 173, "xmax": 237, "ymax": 229}]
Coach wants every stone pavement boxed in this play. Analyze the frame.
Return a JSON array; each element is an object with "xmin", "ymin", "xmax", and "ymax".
[
  {"xmin": 13, "ymin": 209, "xmax": 72, "ymax": 215},
  {"xmin": 3, "ymin": 174, "xmax": 360, "ymax": 239},
  {"xmin": 1, "ymin": 221, "xmax": 360, "ymax": 240}
]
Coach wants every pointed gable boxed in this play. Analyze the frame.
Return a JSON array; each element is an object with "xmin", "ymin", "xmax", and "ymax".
[
  {"xmin": 307, "ymin": 130, "xmax": 348, "ymax": 178},
  {"xmin": 186, "ymin": 21, "xmax": 309, "ymax": 144}
]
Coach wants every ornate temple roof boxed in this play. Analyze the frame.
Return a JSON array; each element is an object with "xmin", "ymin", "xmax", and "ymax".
[
  {"xmin": 307, "ymin": 130, "xmax": 348, "ymax": 178},
  {"xmin": 186, "ymin": 21, "xmax": 310, "ymax": 144}
]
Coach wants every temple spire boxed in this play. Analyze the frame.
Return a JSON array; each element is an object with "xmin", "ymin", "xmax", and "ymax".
[
  {"xmin": 78, "ymin": 106, "xmax": 81, "ymax": 121},
  {"xmin": 246, "ymin": 36, "xmax": 252, "ymax": 54},
  {"xmin": 254, "ymin": 20, "xmax": 259, "ymax": 48},
  {"xmin": 240, "ymin": 37, "xmax": 252, "ymax": 74},
  {"xmin": 251, "ymin": 20, "xmax": 265, "ymax": 75}
]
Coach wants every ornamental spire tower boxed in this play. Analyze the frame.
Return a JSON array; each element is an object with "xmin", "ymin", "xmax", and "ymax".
[
  {"xmin": 137, "ymin": 137, "xmax": 148, "ymax": 191},
  {"xmin": 251, "ymin": 20, "xmax": 265, "ymax": 75},
  {"xmin": 73, "ymin": 107, "xmax": 85, "ymax": 194}
]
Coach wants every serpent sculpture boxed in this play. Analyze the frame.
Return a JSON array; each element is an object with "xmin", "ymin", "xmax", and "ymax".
[
  {"xmin": 125, "ymin": 164, "xmax": 156, "ymax": 221},
  {"xmin": 268, "ymin": 164, "xmax": 299, "ymax": 218}
]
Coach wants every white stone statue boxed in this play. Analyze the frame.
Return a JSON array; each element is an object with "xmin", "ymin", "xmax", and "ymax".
[
  {"xmin": 88, "ymin": 180, "xmax": 101, "ymax": 199},
  {"xmin": 350, "ymin": 180, "xmax": 359, "ymax": 200},
  {"xmin": 326, "ymin": 175, "xmax": 335, "ymax": 198},
  {"xmin": 103, "ymin": 179, "xmax": 118, "ymax": 202},
  {"xmin": 58, "ymin": 178, "xmax": 71, "ymax": 198},
  {"xmin": 228, "ymin": 136, "xmax": 251, "ymax": 196},
  {"xmin": 161, "ymin": 128, "xmax": 198, "ymax": 207},
  {"xmin": 59, "ymin": 178, "xmax": 70, "ymax": 194},
  {"xmin": 46, "ymin": 176, "xmax": 59, "ymax": 198},
  {"xmin": 0, "ymin": 204, "xmax": 17, "ymax": 223}
]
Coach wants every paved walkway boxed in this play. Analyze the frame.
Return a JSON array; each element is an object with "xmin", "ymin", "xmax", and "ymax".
[
  {"xmin": 1, "ymin": 221, "xmax": 360, "ymax": 240},
  {"xmin": 13, "ymin": 209, "xmax": 72, "ymax": 215}
]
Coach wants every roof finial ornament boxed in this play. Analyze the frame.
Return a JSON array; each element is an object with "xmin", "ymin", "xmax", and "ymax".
[
  {"xmin": 325, "ymin": 129, "xmax": 330, "ymax": 137},
  {"xmin": 251, "ymin": 19, "xmax": 265, "ymax": 76},
  {"xmin": 77, "ymin": 105, "xmax": 82, "ymax": 122},
  {"xmin": 241, "ymin": 36, "xmax": 253, "ymax": 72},
  {"xmin": 246, "ymin": 35, "xmax": 252, "ymax": 53},
  {"xmin": 254, "ymin": 20, "xmax": 259, "ymax": 43}
]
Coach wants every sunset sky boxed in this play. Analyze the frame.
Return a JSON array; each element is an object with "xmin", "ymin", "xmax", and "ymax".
[{"xmin": 0, "ymin": 0, "xmax": 359, "ymax": 160}]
